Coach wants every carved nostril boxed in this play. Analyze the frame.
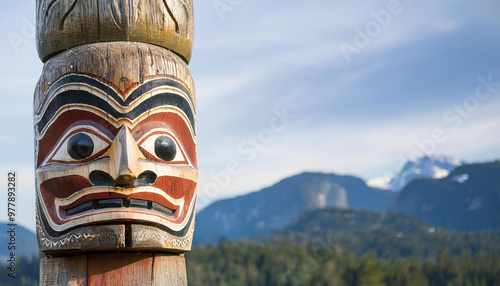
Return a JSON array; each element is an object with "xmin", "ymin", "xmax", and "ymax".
[
  {"xmin": 89, "ymin": 170, "xmax": 156, "ymax": 188},
  {"xmin": 114, "ymin": 174, "xmax": 137, "ymax": 189},
  {"xmin": 89, "ymin": 171, "xmax": 114, "ymax": 187},
  {"xmin": 137, "ymin": 171, "xmax": 157, "ymax": 186}
]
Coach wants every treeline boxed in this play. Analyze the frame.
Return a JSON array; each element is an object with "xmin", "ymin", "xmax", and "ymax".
[
  {"xmin": 262, "ymin": 228, "xmax": 500, "ymax": 261},
  {"xmin": 2, "ymin": 241, "xmax": 500, "ymax": 285},
  {"xmin": 260, "ymin": 208, "xmax": 500, "ymax": 261},
  {"xmin": 186, "ymin": 240, "xmax": 500, "ymax": 286}
]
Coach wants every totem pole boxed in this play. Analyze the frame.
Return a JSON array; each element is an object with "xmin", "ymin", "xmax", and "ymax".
[{"xmin": 34, "ymin": 1, "xmax": 196, "ymax": 284}]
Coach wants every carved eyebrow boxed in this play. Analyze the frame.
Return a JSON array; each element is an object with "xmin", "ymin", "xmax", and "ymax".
[
  {"xmin": 40, "ymin": 74, "xmax": 195, "ymax": 110},
  {"xmin": 37, "ymin": 90, "xmax": 196, "ymax": 136},
  {"xmin": 36, "ymin": 75, "xmax": 196, "ymax": 135}
]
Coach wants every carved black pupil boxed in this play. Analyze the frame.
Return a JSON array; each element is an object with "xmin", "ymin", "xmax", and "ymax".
[
  {"xmin": 154, "ymin": 136, "xmax": 176, "ymax": 162},
  {"xmin": 68, "ymin": 133, "xmax": 94, "ymax": 160}
]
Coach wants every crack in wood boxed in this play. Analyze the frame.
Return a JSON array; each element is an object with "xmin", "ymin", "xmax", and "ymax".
[
  {"xmin": 110, "ymin": 0, "xmax": 124, "ymax": 30},
  {"xmin": 162, "ymin": 0, "xmax": 179, "ymax": 34},
  {"xmin": 59, "ymin": 0, "xmax": 78, "ymax": 31},
  {"xmin": 45, "ymin": 0, "xmax": 58, "ymax": 18}
]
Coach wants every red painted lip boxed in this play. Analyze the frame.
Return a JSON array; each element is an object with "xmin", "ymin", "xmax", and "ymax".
[{"xmin": 39, "ymin": 175, "xmax": 197, "ymax": 228}]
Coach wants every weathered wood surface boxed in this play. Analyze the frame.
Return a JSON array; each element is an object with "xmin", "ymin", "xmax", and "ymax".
[
  {"xmin": 38, "ymin": 224, "xmax": 126, "ymax": 253},
  {"xmin": 88, "ymin": 253, "xmax": 154, "ymax": 285},
  {"xmin": 40, "ymin": 255, "xmax": 87, "ymax": 286},
  {"xmin": 153, "ymin": 254, "xmax": 188, "ymax": 285},
  {"xmin": 40, "ymin": 254, "xmax": 187, "ymax": 286},
  {"xmin": 34, "ymin": 41, "xmax": 195, "ymax": 104},
  {"xmin": 130, "ymin": 222, "xmax": 194, "ymax": 251},
  {"xmin": 34, "ymin": 41, "xmax": 197, "ymax": 253},
  {"xmin": 36, "ymin": 0, "xmax": 194, "ymax": 63}
]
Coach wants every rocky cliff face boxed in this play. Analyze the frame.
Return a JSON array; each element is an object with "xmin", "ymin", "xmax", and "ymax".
[{"xmin": 194, "ymin": 172, "xmax": 394, "ymax": 244}]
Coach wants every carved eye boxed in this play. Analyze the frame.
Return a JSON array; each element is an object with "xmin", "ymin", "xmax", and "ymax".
[
  {"xmin": 139, "ymin": 133, "xmax": 187, "ymax": 164},
  {"xmin": 47, "ymin": 129, "xmax": 112, "ymax": 164},
  {"xmin": 154, "ymin": 136, "xmax": 177, "ymax": 162},
  {"xmin": 68, "ymin": 133, "xmax": 94, "ymax": 160}
]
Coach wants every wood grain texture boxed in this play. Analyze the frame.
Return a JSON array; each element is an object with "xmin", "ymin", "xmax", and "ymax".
[
  {"xmin": 40, "ymin": 255, "xmax": 87, "ymax": 286},
  {"xmin": 34, "ymin": 41, "xmax": 195, "ymax": 112},
  {"xmin": 40, "ymin": 253, "xmax": 187, "ymax": 285},
  {"xmin": 130, "ymin": 220, "xmax": 195, "ymax": 252},
  {"xmin": 153, "ymin": 254, "xmax": 188, "ymax": 286},
  {"xmin": 36, "ymin": 0, "xmax": 194, "ymax": 63},
  {"xmin": 37, "ymin": 223, "xmax": 126, "ymax": 254},
  {"xmin": 88, "ymin": 253, "xmax": 154, "ymax": 286}
]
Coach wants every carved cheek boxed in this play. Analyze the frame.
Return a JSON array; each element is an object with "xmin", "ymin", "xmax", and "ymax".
[
  {"xmin": 39, "ymin": 174, "xmax": 92, "ymax": 199},
  {"xmin": 153, "ymin": 175, "xmax": 197, "ymax": 221}
]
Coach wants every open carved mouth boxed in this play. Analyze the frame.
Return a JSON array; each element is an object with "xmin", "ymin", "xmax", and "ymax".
[{"xmin": 64, "ymin": 198, "xmax": 176, "ymax": 217}]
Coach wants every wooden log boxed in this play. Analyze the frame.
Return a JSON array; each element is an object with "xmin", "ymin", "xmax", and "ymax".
[
  {"xmin": 36, "ymin": 0, "xmax": 194, "ymax": 63},
  {"xmin": 87, "ymin": 253, "xmax": 154, "ymax": 285},
  {"xmin": 35, "ymin": 0, "xmax": 197, "ymax": 282},
  {"xmin": 40, "ymin": 253, "xmax": 188, "ymax": 286},
  {"xmin": 40, "ymin": 255, "xmax": 87, "ymax": 286},
  {"xmin": 152, "ymin": 254, "xmax": 188, "ymax": 285}
]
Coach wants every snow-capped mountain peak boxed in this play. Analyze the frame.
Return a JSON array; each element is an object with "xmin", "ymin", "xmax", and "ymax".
[{"xmin": 368, "ymin": 155, "xmax": 465, "ymax": 191}]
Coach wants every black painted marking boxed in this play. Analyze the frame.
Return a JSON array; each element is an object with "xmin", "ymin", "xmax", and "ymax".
[
  {"xmin": 98, "ymin": 199, "xmax": 123, "ymax": 209},
  {"xmin": 152, "ymin": 202, "xmax": 175, "ymax": 216},
  {"xmin": 89, "ymin": 170, "xmax": 114, "ymax": 187},
  {"xmin": 40, "ymin": 75, "xmax": 194, "ymax": 114},
  {"xmin": 64, "ymin": 198, "xmax": 175, "ymax": 217},
  {"xmin": 65, "ymin": 201, "xmax": 93, "ymax": 216},
  {"xmin": 38, "ymin": 91, "xmax": 195, "ymax": 136},
  {"xmin": 137, "ymin": 171, "xmax": 158, "ymax": 186},
  {"xmin": 129, "ymin": 199, "xmax": 148, "ymax": 208},
  {"xmin": 89, "ymin": 170, "xmax": 158, "ymax": 188},
  {"xmin": 37, "ymin": 90, "xmax": 196, "ymax": 135}
]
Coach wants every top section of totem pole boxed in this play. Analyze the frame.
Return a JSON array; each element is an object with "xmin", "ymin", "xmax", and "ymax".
[{"xmin": 36, "ymin": 0, "xmax": 194, "ymax": 63}]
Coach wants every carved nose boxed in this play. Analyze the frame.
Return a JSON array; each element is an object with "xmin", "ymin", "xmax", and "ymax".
[
  {"xmin": 100, "ymin": 126, "xmax": 147, "ymax": 180},
  {"xmin": 90, "ymin": 126, "xmax": 157, "ymax": 188},
  {"xmin": 114, "ymin": 173, "xmax": 136, "ymax": 188}
]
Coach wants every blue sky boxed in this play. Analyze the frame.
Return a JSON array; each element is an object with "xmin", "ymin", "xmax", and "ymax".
[{"xmin": 1, "ymin": 0, "xmax": 500, "ymax": 231}]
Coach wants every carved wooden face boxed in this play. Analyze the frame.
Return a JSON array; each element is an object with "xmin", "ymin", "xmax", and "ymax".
[{"xmin": 34, "ymin": 42, "xmax": 197, "ymax": 252}]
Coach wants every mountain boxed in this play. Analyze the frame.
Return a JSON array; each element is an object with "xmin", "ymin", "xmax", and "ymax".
[
  {"xmin": 390, "ymin": 161, "xmax": 500, "ymax": 231},
  {"xmin": 368, "ymin": 155, "xmax": 464, "ymax": 191},
  {"xmin": 259, "ymin": 208, "xmax": 500, "ymax": 260},
  {"xmin": 194, "ymin": 172, "xmax": 395, "ymax": 244},
  {"xmin": 0, "ymin": 223, "xmax": 39, "ymax": 260}
]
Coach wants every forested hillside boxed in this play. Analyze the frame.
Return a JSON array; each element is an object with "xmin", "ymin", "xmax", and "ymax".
[
  {"xmin": 186, "ymin": 241, "xmax": 500, "ymax": 286},
  {"xmin": 259, "ymin": 208, "xmax": 500, "ymax": 260}
]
